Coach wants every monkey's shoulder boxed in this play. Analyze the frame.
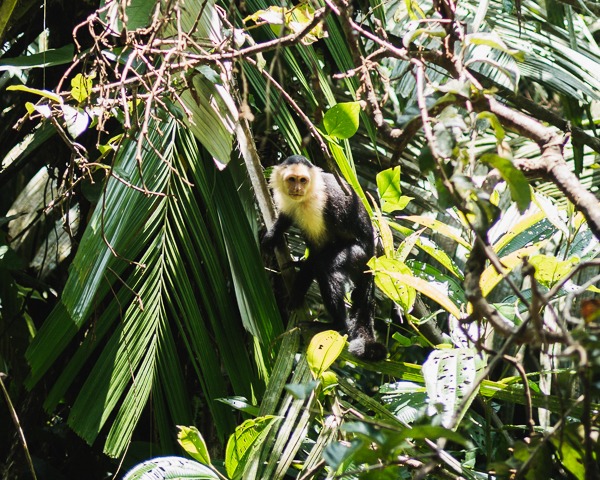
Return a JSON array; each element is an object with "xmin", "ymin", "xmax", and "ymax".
[{"xmin": 321, "ymin": 174, "xmax": 371, "ymax": 229}]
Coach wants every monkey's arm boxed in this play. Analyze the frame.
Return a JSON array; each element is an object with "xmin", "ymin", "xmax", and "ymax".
[{"xmin": 261, "ymin": 214, "xmax": 293, "ymax": 252}]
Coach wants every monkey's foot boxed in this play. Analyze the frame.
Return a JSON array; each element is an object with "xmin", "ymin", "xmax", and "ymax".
[{"xmin": 348, "ymin": 338, "xmax": 387, "ymax": 362}]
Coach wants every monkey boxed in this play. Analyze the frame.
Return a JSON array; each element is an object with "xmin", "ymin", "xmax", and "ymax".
[{"xmin": 262, "ymin": 155, "xmax": 387, "ymax": 361}]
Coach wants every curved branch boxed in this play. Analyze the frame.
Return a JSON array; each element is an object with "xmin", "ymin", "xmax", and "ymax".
[{"xmin": 473, "ymin": 96, "xmax": 600, "ymax": 241}]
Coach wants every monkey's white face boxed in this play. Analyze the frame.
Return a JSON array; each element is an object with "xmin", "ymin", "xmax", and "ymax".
[
  {"xmin": 270, "ymin": 160, "xmax": 328, "ymax": 244},
  {"xmin": 278, "ymin": 164, "xmax": 313, "ymax": 201}
]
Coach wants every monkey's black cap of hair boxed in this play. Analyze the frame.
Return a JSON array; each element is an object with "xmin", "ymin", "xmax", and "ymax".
[{"xmin": 282, "ymin": 155, "xmax": 314, "ymax": 168}]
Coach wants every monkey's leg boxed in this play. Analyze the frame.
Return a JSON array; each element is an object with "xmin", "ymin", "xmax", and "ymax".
[
  {"xmin": 349, "ymin": 273, "xmax": 375, "ymax": 331},
  {"xmin": 315, "ymin": 267, "xmax": 348, "ymax": 330},
  {"xmin": 345, "ymin": 249, "xmax": 387, "ymax": 361}
]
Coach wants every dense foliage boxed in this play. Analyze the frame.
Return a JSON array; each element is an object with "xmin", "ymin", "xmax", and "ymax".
[{"xmin": 1, "ymin": 0, "xmax": 600, "ymax": 478}]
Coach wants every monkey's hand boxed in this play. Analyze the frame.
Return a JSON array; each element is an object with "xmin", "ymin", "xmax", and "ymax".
[{"xmin": 261, "ymin": 228, "xmax": 281, "ymax": 253}]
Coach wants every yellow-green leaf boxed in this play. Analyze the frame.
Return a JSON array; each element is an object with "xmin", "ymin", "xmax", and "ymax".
[
  {"xmin": 529, "ymin": 254, "xmax": 578, "ymax": 288},
  {"xmin": 71, "ymin": 73, "xmax": 93, "ymax": 103},
  {"xmin": 7, "ymin": 84, "xmax": 61, "ymax": 103},
  {"xmin": 323, "ymin": 102, "xmax": 361, "ymax": 139},
  {"xmin": 225, "ymin": 416, "xmax": 279, "ymax": 479},
  {"xmin": 369, "ymin": 256, "xmax": 416, "ymax": 313},
  {"xmin": 306, "ymin": 330, "xmax": 347, "ymax": 377},
  {"xmin": 177, "ymin": 425, "xmax": 211, "ymax": 465},
  {"xmin": 396, "ymin": 215, "xmax": 471, "ymax": 249},
  {"xmin": 465, "ymin": 33, "xmax": 525, "ymax": 61},
  {"xmin": 480, "ymin": 153, "xmax": 531, "ymax": 213},
  {"xmin": 387, "ymin": 272, "xmax": 461, "ymax": 319},
  {"xmin": 480, "ymin": 246, "xmax": 538, "ymax": 297}
]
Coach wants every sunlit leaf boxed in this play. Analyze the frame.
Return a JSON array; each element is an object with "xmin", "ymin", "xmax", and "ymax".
[
  {"xmin": 369, "ymin": 256, "xmax": 416, "ymax": 313},
  {"xmin": 480, "ymin": 245, "xmax": 538, "ymax": 297},
  {"xmin": 528, "ymin": 254, "xmax": 578, "ymax": 288},
  {"xmin": 177, "ymin": 426, "xmax": 211, "ymax": 465},
  {"xmin": 225, "ymin": 416, "xmax": 279, "ymax": 479},
  {"xmin": 122, "ymin": 456, "xmax": 218, "ymax": 480},
  {"xmin": 377, "ymin": 166, "xmax": 413, "ymax": 213},
  {"xmin": 422, "ymin": 348, "xmax": 485, "ymax": 429},
  {"xmin": 61, "ymin": 104, "xmax": 89, "ymax": 138},
  {"xmin": 70, "ymin": 73, "xmax": 93, "ymax": 103},
  {"xmin": 465, "ymin": 32, "xmax": 525, "ymax": 61},
  {"xmin": 481, "ymin": 153, "xmax": 531, "ymax": 213},
  {"xmin": 323, "ymin": 102, "xmax": 361, "ymax": 139},
  {"xmin": 306, "ymin": 330, "xmax": 346, "ymax": 377},
  {"xmin": 7, "ymin": 85, "xmax": 61, "ymax": 102}
]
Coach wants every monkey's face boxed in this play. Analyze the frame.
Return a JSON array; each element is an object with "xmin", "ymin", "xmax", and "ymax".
[{"xmin": 279, "ymin": 164, "xmax": 312, "ymax": 201}]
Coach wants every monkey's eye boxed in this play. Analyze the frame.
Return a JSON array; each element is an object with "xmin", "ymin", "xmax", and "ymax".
[{"xmin": 299, "ymin": 177, "xmax": 308, "ymax": 184}]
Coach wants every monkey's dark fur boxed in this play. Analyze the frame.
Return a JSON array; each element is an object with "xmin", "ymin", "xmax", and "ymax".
[{"xmin": 262, "ymin": 155, "xmax": 387, "ymax": 361}]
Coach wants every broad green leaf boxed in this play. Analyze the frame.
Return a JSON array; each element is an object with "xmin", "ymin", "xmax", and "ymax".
[
  {"xmin": 465, "ymin": 32, "xmax": 525, "ymax": 61},
  {"xmin": 492, "ymin": 210, "xmax": 546, "ymax": 254},
  {"xmin": 306, "ymin": 330, "xmax": 346, "ymax": 377},
  {"xmin": 320, "ymin": 371, "xmax": 338, "ymax": 394},
  {"xmin": 177, "ymin": 426, "xmax": 211, "ymax": 465},
  {"xmin": 323, "ymin": 102, "xmax": 361, "ymax": 139},
  {"xmin": 377, "ymin": 166, "xmax": 413, "ymax": 213},
  {"xmin": 0, "ymin": 45, "xmax": 74, "ymax": 70},
  {"xmin": 100, "ymin": 0, "xmax": 155, "ymax": 32},
  {"xmin": 481, "ymin": 153, "xmax": 531, "ymax": 213},
  {"xmin": 244, "ymin": 6, "xmax": 285, "ymax": 24},
  {"xmin": 396, "ymin": 216, "xmax": 471, "ymax": 249},
  {"xmin": 476, "ymin": 112, "xmax": 506, "ymax": 141},
  {"xmin": 528, "ymin": 254, "xmax": 578, "ymax": 288},
  {"xmin": 368, "ymin": 256, "xmax": 416, "ymax": 313},
  {"xmin": 225, "ymin": 415, "xmax": 279, "ymax": 479},
  {"xmin": 390, "ymin": 273, "xmax": 460, "ymax": 319},
  {"xmin": 436, "ymin": 79, "xmax": 472, "ymax": 97},
  {"xmin": 244, "ymin": 4, "xmax": 326, "ymax": 44},
  {"xmin": 410, "ymin": 237, "xmax": 464, "ymax": 279},
  {"xmin": 377, "ymin": 166, "xmax": 401, "ymax": 202},
  {"xmin": 7, "ymin": 85, "xmax": 61, "ymax": 102},
  {"xmin": 70, "ymin": 73, "xmax": 93, "ymax": 103},
  {"xmin": 480, "ymin": 245, "xmax": 538, "ymax": 296},
  {"xmin": 549, "ymin": 423, "xmax": 586, "ymax": 480},
  {"xmin": 422, "ymin": 348, "xmax": 485, "ymax": 429}
]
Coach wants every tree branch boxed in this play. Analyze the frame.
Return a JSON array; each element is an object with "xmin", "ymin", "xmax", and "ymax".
[{"xmin": 472, "ymin": 96, "xmax": 600, "ymax": 240}]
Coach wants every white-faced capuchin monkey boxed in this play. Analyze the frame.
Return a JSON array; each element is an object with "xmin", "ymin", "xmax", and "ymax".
[{"xmin": 262, "ymin": 155, "xmax": 387, "ymax": 361}]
